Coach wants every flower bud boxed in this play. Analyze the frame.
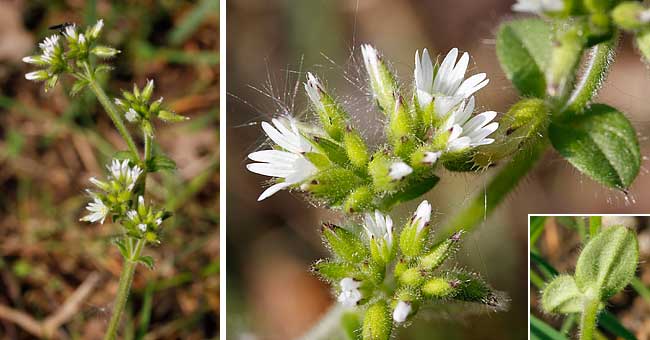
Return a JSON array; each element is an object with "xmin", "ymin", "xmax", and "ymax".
[
  {"xmin": 141, "ymin": 79, "xmax": 155, "ymax": 102},
  {"xmin": 305, "ymin": 72, "xmax": 349, "ymax": 141},
  {"xmin": 399, "ymin": 200, "xmax": 431, "ymax": 258},
  {"xmin": 343, "ymin": 130, "xmax": 370, "ymax": 169},
  {"xmin": 311, "ymin": 260, "xmax": 356, "ymax": 282},
  {"xmin": 158, "ymin": 110, "xmax": 189, "ymax": 122},
  {"xmin": 419, "ymin": 232, "xmax": 461, "ymax": 271},
  {"xmin": 612, "ymin": 2, "xmax": 650, "ymax": 31},
  {"xmin": 91, "ymin": 46, "xmax": 120, "ymax": 58},
  {"xmin": 308, "ymin": 167, "xmax": 364, "ymax": 205},
  {"xmin": 25, "ymin": 70, "xmax": 49, "ymax": 81},
  {"xmin": 321, "ymin": 223, "xmax": 368, "ymax": 263},
  {"xmin": 361, "ymin": 44, "xmax": 398, "ymax": 114},
  {"xmin": 343, "ymin": 186, "xmax": 374, "ymax": 214},
  {"xmin": 422, "ymin": 277, "xmax": 456, "ymax": 299},
  {"xmin": 362, "ymin": 301, "xmax": 392, "ymax": 340}
]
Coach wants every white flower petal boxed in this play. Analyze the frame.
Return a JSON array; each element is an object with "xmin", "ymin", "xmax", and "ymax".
[
  {"xmin": 393, "ymin": 301, "xmax": 412, "ymax": 323},
  {"xmin": 388, "ymin": 162, "xmax": 413, "ymax": 180},
  {"xmin": 413, "ymin": 200, "xmax": 431, "ymax": 233}
]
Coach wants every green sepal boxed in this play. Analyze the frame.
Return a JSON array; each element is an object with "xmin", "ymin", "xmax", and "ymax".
[
  {"xmin": 343, "ymin": 186, "xmax": 374, "ymax": 214},
  {"xmin": 398, "ymin": 267, "xmax": 425, "ymax": 287},
  {"xmin": 311, "ymin": 259, "xmax": 357, "ymax": 282},
  {"xmin": 399, "ymin": 223, "xmax": 429, "ymax": 259},
  {"xmin": 344, "ymin": 130, "xmax": 370, "ymax": 169},
  {"xmin": 158, "ymin": 110, "xmax": 189, "ymax": 122},
  {"xmin": 542, "ymin": 275, "xmax": 584, "ymax": 314},
  {"xmin": 315, "ymin": 91, "xmax": 349, "ymax": 141},
  {"xmin": 311, "ymin": 136, "xmax": 349, "ymax": 167},
  {"xmin": 368, "ymin": 152, "xmax": 397, "ymax": 193},
  {"xmin": 304, "ymin": 152, "xmax": 332, "ymax": 170},
  {"xmin": 442, "ymin": 149, "xmax": 478, "ymax": 172},
  {"xmin": 321, "ymin": 223, "xmax": 368, "ymax": 264},
  {"xmin": 447, "ymin": 271, "xmax": 501, "ymax": 307},
  {"xmin": 575, "ymin": 226, "xmax": 638, "ymax": 300},
  {"xmin": 549, "ymin": 103, "xmax": 640, "ymax": 190},
  {"xmin": 422, "ymin": 276, "xmax": 456, "ymax": 299},
  {"xmin": 388, "ymin": 96, "xmax": 415, "ymax": 158},
  {"xmin": 419, "ymin": 234, "xmax": 460, "ymax": 271},
  {"xmin": 307, "ymin": 167, "xmax": 365, "ymax": 205},
  {"xmin": 362, "ymin": 301, "xmax": 392, "ymax": 340},
  {"xmin": 394, "ymin": 259, "xmax": 408, "ymax": 279},
  {"xmin": 474, "ymin": 98, "xmax": 549, "ymax": 167},
  {"xmin": 548, "ymin": 25, "xmax": 586, "ymax": 98}
]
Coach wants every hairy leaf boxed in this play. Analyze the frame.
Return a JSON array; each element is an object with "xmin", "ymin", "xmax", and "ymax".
[
  {"xmin": 549, "ymin": 104, "xmax": 640, "ymax": 189},
  {"xmin": 496, "ymin": 18, "xmax": 552, "ymax": 97},
  {"xmin": 575, "ymin": 226, "xmax": 638, "ymax": 300},
  {"xmin": 542, "ymin": 275, "xmax": 584, "ymax": 314}
]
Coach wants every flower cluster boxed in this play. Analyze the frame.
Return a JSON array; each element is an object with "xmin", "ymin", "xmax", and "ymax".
[
  {"xmin": 247, "ymin": 45, "xmax": 500, "ymax": 213},
  {"xmin": 114, "ymin": 79, "xmax": 188, "ymax": 137},
  {"xmin": 80, "ymin": 159, "xmax": 169, "ymax": 243},
  {"xmin": 313, "ymin": 200, "xmax": 504, "ymax": 339},
  {"xmin": 23, "ymin": 20, "xmax": 118, "ymax": 92}
]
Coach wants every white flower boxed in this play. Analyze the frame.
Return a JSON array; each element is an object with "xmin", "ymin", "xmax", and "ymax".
[
  {"xmin": 138, "ymin": 223, "xmax": 147, "ymax": 232},
  {"xmin": 412, "ymin": 200, "xmax": 431, "ymax": 233},
  {"xmin": 89, "ymin": 19, "xmax": 104, "ymax": 39},
  {"xmin": 361, "ymin": 44, "xmax": 383, "ymax": 93},
  {"xmin": 422, "ymin": 151, "xmax": 442, "ymax": 165},
  {"xmin": 127, "ymin": 210, "xmax": 138, "ymax": 221},
  {"xmin": 81, "ymin": 197, "xmax": 110, "ymax": 224},
  {"xmin": 414, "ymin": 48, "xmax": 489, "ymax": 116},
  {"xmin": 247, "ymin": 117, "xmax": 317, "ymax": 201},
  {"xmin": 63, "ymin": 24, "xmax": 77, "ymax": 40},
  {"xmin": 25, "ymin": 71, "xmax": 48, "ymax": 81},
  {"xmin": 392, "ymin": 301, "xmax": 412, "ymax": 323},
  {"xmin": 641, "ymin": 10, "xmax": 650, "ymax": 23},
  {"xmin": 125, "ymin": 108, "xmax": 138, "ymax": 122},
  {"xmin": 442, "ymin": 97, "xmax": 498, "ymax": 152},
  {"xmin": 304, "ymin": 72, "xmax": 325, "ymax": 112},
  {"xmin": 388, "ymin": 162, "xmax": 412, "ymax": 180},
  {"xmin": 108, "ymin": 159, "xmax": 143, "ymax": 191},
  {"xmin": 337, "ymin": 278, "xmax": 362, "ymax": 307},
  {"xmin": 363, "ymin": 210, "xmax": 393, "ymax": 248},
  {"xmin": 512, "ymin": 0, "xmax": 563, "ymax": 14}
]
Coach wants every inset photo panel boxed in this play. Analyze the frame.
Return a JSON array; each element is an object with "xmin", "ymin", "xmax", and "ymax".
[{"xmin": 530, "ymin": 215, "xmax": 648, "ymax": 340}]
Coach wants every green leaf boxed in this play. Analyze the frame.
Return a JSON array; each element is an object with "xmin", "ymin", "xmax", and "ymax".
[
  {"xmin": 496, "ymin": 18, "xmax": 553, "ymax": 97},
  {"xmin": 530, "ymin": 216, "xmax": 547, "ymax": 246},
  {"xmin": 575, "ymin": 225, "xmax": 638, "ymax": 300},
  {"xmin": 542, "ymin": 275, "xmax": 584, "ymax": 314},
  {"xmin": 531, "ymin": 315, "xmax": 569, "ymax": 340},
  {"xmin": 137, "ymin": 255, "xmax": 155, "ymax": 270},
  {"xmin": 113, "ymin": 239, "xmax": 130, "ymax": 259},
  {"xmin": 549, "ymin": 104, "xmax": 640, "ymax": 189},
  {"xmin": 147, "ymin": 154, "xmax": 177, "ymax": 172}
]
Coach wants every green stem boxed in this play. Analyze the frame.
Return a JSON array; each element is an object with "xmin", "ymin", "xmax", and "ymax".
[
  {"xmin": 438, "ymin": 138, "xmax": 548, "ymax": 240},
  {"xmin": 580, "ymin": 297, "xmax": 600, "ymax": 340},
  {"xmin": 88, "ymin": 81, "xmax": 140, "ymax": 160},
  {"xmin": 104, "ymin": 239, "xmax": 145, "ymax": 340}
]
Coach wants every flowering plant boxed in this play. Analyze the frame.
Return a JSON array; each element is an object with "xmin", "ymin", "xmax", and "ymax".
[
  {"xmin": 245, "ymin": 0, "xmax": 647, "ymax": 338},
  {"xmin": 23, "ymin": 20, "xmax": 186, "ymax": 340}
]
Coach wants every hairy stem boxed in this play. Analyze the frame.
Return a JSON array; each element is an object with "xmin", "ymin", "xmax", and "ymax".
[
  {"xmin": 438, "ymin": 138, "xmax": 548, "ymax": 240},
  {"xmin": 104, "ymin": 239, "xmax": 145, "ymax": 340},
  {"xmin": 88, "ymin": 81, "xmax": 140, "ymax": 160},
  {"xmin": 580, "ymin": 297, "xmax": 600, "ymax": 340}
]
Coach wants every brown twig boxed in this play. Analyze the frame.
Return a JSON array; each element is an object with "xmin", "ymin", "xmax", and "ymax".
[{"xmin": 0, "ymin": 272, "xmax": 101, "ymax": 339}]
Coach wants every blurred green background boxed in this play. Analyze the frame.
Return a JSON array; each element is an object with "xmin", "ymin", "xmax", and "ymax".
[
  {"xmin": 0, "ymin": 0, "xmax": 218, "ymax": 339},
  {"xmin": 226, "ymin": 0, "xmax": 650, "ymax": 339}
]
